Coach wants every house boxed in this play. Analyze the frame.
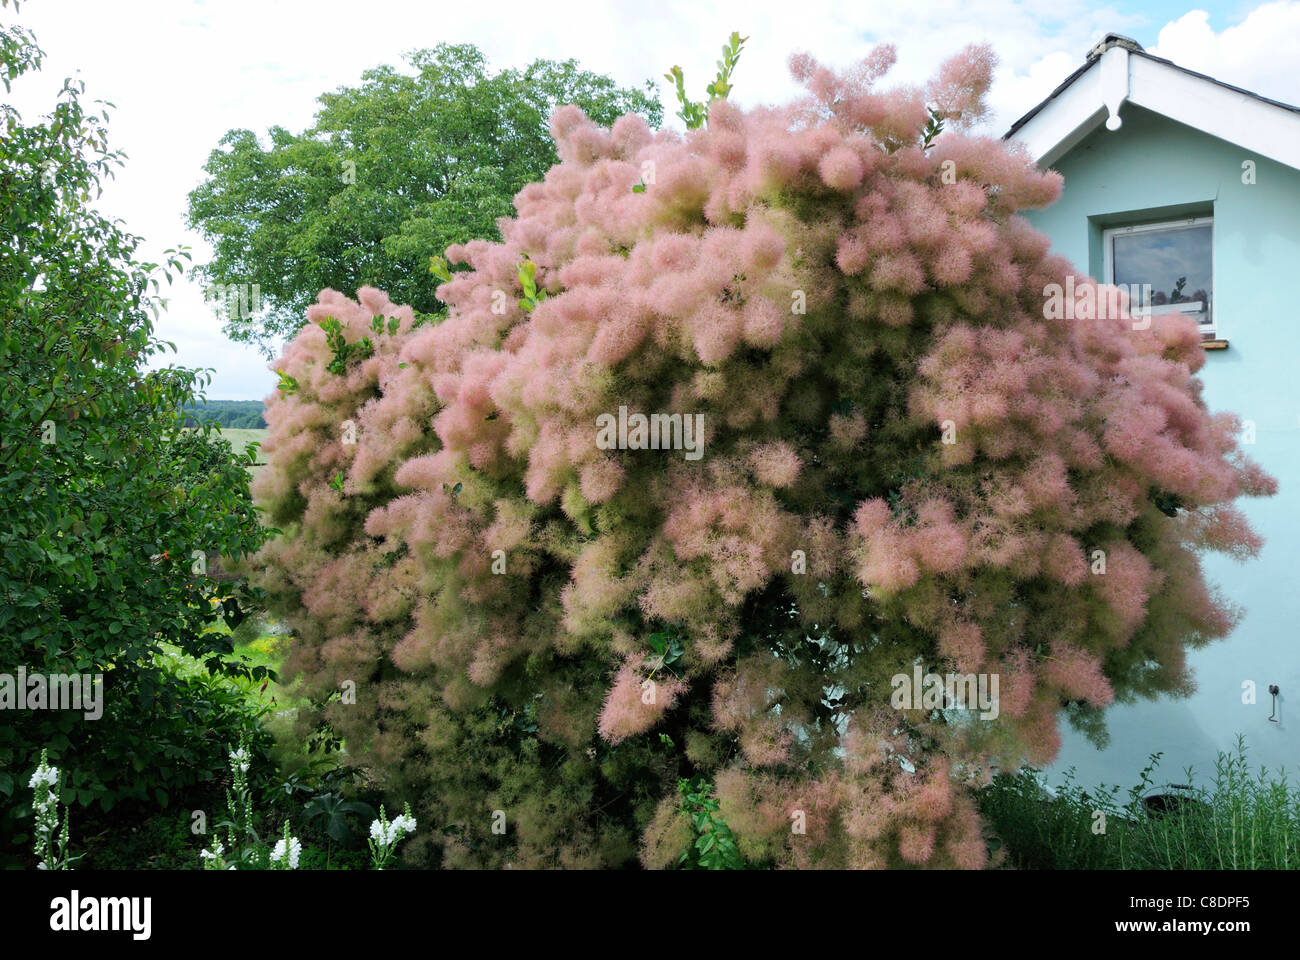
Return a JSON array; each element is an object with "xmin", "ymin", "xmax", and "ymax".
[{"xmin": 1005, "ymin": 34, "xmax": 1300, "ymax": 790}]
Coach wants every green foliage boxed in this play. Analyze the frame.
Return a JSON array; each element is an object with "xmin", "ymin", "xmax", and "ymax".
[
  {"xmin": 208, "ymin": 428, "xmax": 266, "ymax": 470},
  {"xmin": 676, "ymin": 776, "xmax": 744, "ymax": 869},
  {"xmin": 186, "ymin": 45, "xmax": 662, "ymax": 354},
  {"xmin": 82, "ymin": 801, "xmax": 201, "ymax": 869},
  {"xmin": 5, "ymin": 667, "xmax": 273, "ymax": 869},
  {"xmin": 319, "ymin": 315, "xmax": 374, "ymax": 374},
  {"xmin": 645, "ymin": 630, "xmax": 685, "ymax": 676},
  {"xmin": 977, "ymin": 765, "xmax": 1115, "ymax": 869},
  {"xmin": 979, "ymin": 737, "xmax": 1300, "ymax": 870},
  {"xmin": 303, "ymin": 791, "xmax": 376, "ymax": 845},
  {"xmin": 296, "ymin": 842, "xmax": 370, "ymax": 871},
  {"xmin": 180, "ymin": 399, "xmax": 266, "ymax": 429},
  {"xmin": 920, "ymin": 107, "xmax": 945, "ymax": 151},
  {"xmin": 370, "ymin": 313, "xmax": 402, "ymax": 337},
  {"xmin": 200, "ymin": 737, "xmax": 299, "ymax": 870},
  {"xmin": 0, "ymin": 3, "xmax": 270, "ymax": 856},
  {"xmin": 663, "ymin": 31, "xmax": 748, "ymax": 129},
  {"xmin": 428, "ymin": 254, "xmax": 453, "ymax": 284},
  {"xmin": 197, "ymin": 740, "xmax": 407, "ymax": 870},
  {"xmin": 516, "ymin": 257, "xmax": 547, "ymax": 312}
]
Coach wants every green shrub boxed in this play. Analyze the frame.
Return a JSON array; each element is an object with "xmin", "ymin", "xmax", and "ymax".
[
  {"xmin": 980, "ymin": 737, "xmax": 1300, "ymax": 870},
  {"xmin": 977, "ymin": 765, "xmax": 1117, "ymax": 870},
  {"xmin": 0, "ymin": 5, "xmax": 271, "ymax": 860}
]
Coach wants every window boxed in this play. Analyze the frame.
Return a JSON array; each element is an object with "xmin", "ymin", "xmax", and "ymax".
[{"xmin": 1103, "ymin": 217, "xmax": 1214, "ymax": 339}]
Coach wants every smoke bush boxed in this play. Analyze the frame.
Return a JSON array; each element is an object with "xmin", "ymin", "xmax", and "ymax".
[{"xmin": 251, "ymin": 44, "xmax": 1273, "ymax": 868}]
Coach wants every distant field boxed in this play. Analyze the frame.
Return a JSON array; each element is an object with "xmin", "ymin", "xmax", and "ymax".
[
  {"xmin": 184, "ymin": 426, "xmax": 268, "ymax": 479},
  {"xmin": 217, "ymin": 427, "xmax": 268, "ymax": 461},
  {"xmin": 221, "ymin": 428, "xmax": 267, "ymax": 484}
]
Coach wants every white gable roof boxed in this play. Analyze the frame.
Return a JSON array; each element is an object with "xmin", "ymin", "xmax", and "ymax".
[{"xmin": 1005, "ymin": 34, "xmax": 1300, "ymax": 172}]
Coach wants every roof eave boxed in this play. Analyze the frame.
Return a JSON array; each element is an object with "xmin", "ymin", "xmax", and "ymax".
[{"xmin": 1004, "ymin": 43, "xmax": 1300, "ymax": 172}]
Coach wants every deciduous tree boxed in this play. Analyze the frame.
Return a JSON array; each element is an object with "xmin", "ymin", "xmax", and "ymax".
[{"xmin": 186, "ymin": 45, "xmax": 662, "ymax": 354}]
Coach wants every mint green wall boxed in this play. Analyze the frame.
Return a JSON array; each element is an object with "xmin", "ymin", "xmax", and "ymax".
[{"xmin": 1021, "ymin": 103, "xmax": 1300, "ymax": 790}]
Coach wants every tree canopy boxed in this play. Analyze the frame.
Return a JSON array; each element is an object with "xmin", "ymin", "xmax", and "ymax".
[
  {"xmin": 186, "ymin": 44, "xmax": 663, "ymax": 354},
  {"xmin": 181, "ymin": 399, "xmax": 267, "ymax": 429}
]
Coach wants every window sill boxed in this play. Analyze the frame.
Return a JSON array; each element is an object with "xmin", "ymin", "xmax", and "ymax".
[{"xmin": 1200, "ymin": 338, "xmax": 1229, "ymax": 350}]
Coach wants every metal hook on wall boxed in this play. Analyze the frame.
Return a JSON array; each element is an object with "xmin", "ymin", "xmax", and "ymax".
[{"xmin": 1267, "ymin": 684, "xmax": 1280, "ymax": 723}]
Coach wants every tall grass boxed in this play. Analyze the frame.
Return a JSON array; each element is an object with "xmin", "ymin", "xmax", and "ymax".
[{"xmin": 979, "ymin": 736, "xmax": 1300, "ymax": 869}]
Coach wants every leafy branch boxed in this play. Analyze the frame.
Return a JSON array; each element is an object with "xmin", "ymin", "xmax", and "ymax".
[
  {"xmin": 920, "ymin": 107, "xmax": 945, "ymax": 151},
  {"xmin": 645, "ymin": 630, "xmax": 685, "ymax": 680},
  {"xmin": 429, "ymin": 254, "xmax": 453, "ymax": 287},
  {"xmin": 664, "ymin": 31, "xmax": 748, "ymax": 130},
  {"xmin": 318, "ymin": 315, "xmax": 373, "ymax": 375},
  {"xmin": 676, "ymin": 776, "xmax": 744, "ymax": 869},
  {"xmin": 517, "ymin": 257, "xmax": 547, "ymax": 312}
]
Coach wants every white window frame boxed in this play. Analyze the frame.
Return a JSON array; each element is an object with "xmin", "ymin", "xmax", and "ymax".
[{"xmin": 1102, "ymin": 216, "xmax": 1215, "ymax": 339}]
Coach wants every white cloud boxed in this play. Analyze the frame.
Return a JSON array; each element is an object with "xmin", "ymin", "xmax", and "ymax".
[
  {"xmin": 7, "ymin": 1, "xmax": 1298, "ymax": 398},
  {"xmin": 1148, "ymin": 3, "xmax": 1300, "ymax": 106}
]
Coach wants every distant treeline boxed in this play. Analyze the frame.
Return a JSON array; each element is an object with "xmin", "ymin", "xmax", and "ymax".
[{"xmin": 181, "ymin": 399, "xmax": 267, "ymax": 429}]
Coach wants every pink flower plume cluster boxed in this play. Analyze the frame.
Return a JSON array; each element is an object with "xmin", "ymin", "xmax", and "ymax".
[{"xmin": 251, "ymin": 42, "xmax": 1273, "ymax": 869}]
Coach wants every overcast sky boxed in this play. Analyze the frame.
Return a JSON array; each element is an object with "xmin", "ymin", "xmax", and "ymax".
[{"xmin": 8, "ymin": 0, "xmax": 1300, "ymax": 400}]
